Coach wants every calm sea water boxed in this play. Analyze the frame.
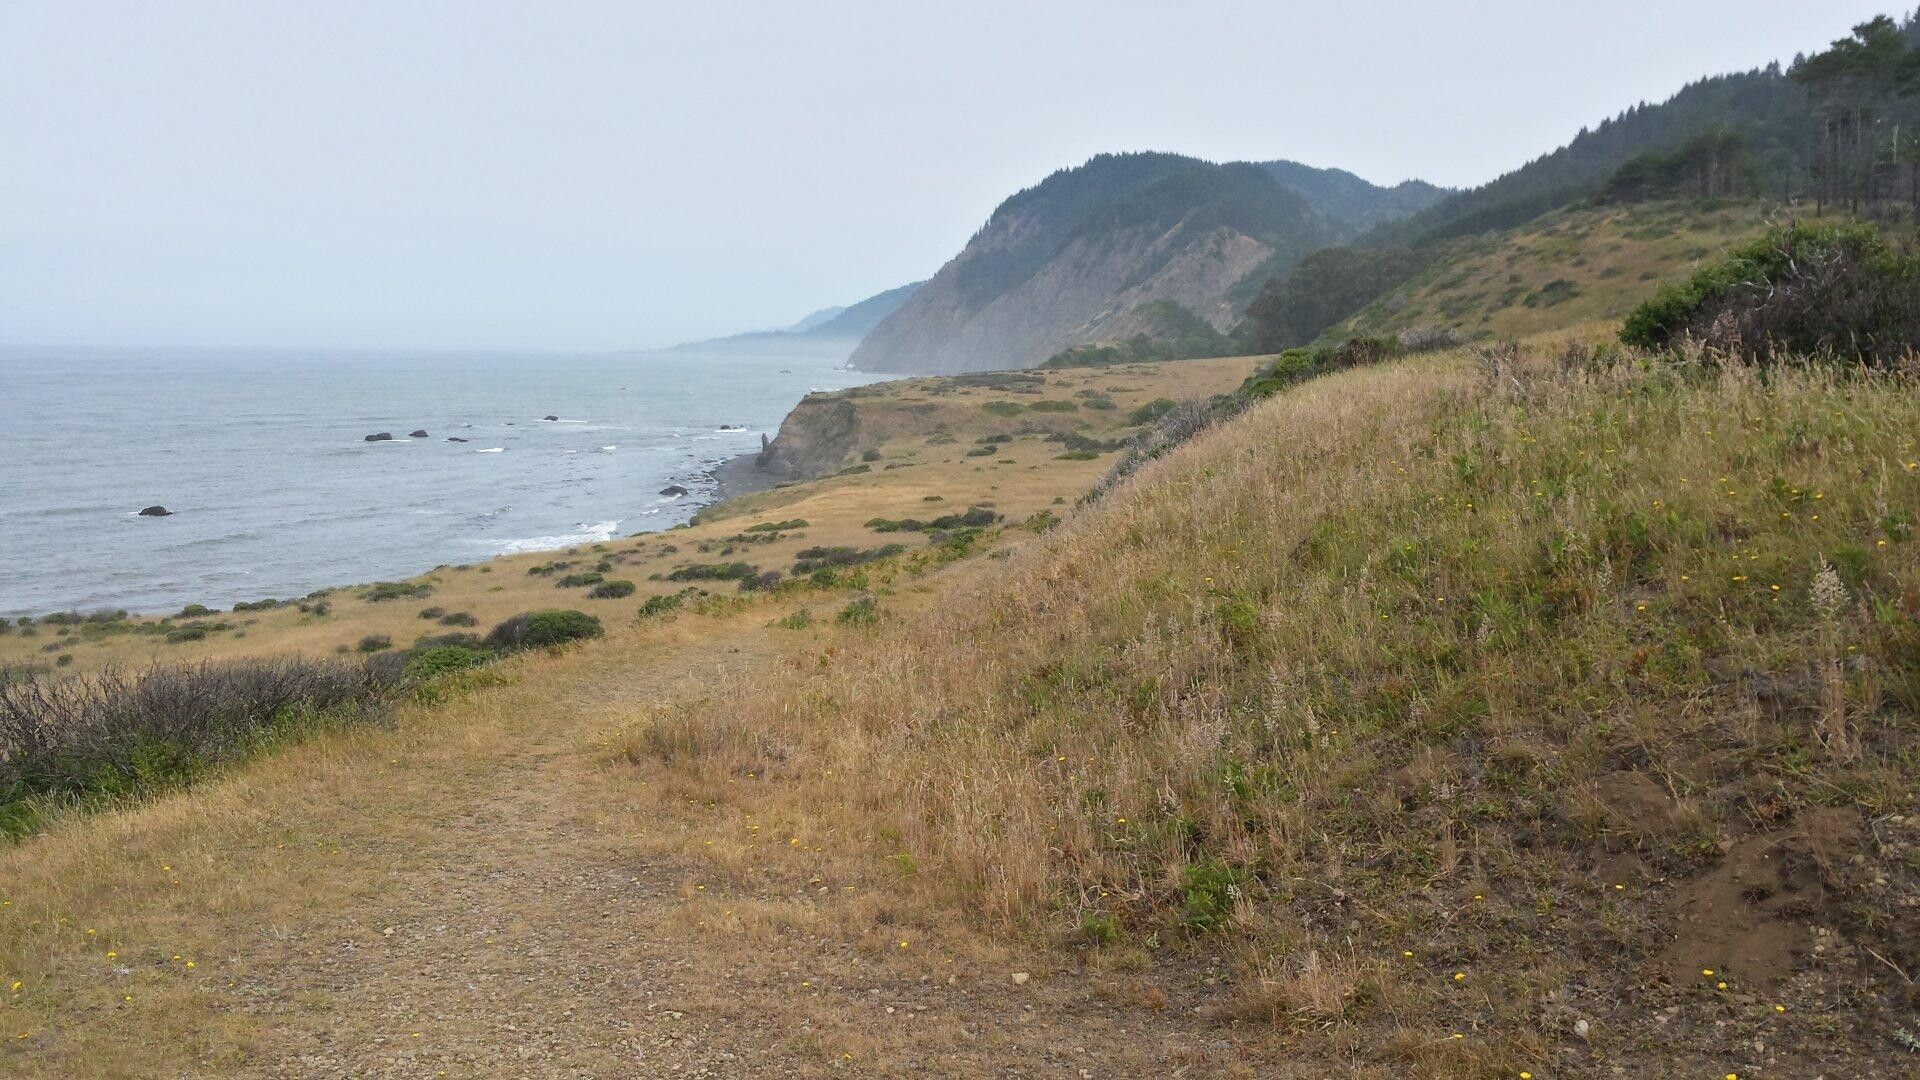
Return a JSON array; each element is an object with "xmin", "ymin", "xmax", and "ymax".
[{"xmin": 0, "ymin": 344, "xmax": 880, "ymax": 616}]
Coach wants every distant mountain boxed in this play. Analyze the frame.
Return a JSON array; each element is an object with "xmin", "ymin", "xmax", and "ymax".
[
  {"xmin": 1257, "ymin": 161, "xmax": 1450, "ymax": 232},
  {"xmin": 849, "ymin": 153, "xmax": 1445, "ymax": 374},
  {"xmin": 663, "ymin": 281, "xmax": 923, "ymax": 355},
  {"xmin": 805, "ymin": 281, "xmax": 924, "ymax": 339},
  {"xmin": 784, "ymin": 305, "xmax": 847, "ymax": 332}
]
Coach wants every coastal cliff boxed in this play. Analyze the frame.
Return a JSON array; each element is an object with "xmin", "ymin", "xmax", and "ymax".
[{"xmin": 848, "ymin": 153, "xmax": 1445, "ymax": 374}]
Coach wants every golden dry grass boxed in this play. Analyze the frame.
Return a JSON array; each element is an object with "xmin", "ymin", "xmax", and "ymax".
[{"xmin": 627, "ymin": 343, "xmax": 1920, "ymax": 1074}]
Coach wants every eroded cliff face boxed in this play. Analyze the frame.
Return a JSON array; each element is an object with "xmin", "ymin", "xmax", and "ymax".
[
  {"xmin": 847, "ymin": 154, "xmax": 1386, "ymax": 375},
  {"xmin": 853, "ymin": 223, "xmax": 1276, "ymax": 375},
  {"xmin": 755, "ymin": 394, "xmax": 861, "ymax": 481}
]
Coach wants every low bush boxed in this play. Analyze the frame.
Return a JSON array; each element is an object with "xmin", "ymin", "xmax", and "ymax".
[
  {"xmin": 791, "ymin": 544, "xmax": 906, "ymax": 575},
  {"xmin": 866, "ymin": 507, "xmax": 999, "ymax": 533},
  {"xmin": 232, "ymin": 598, "xmax": 280, "ymax": 612},
  {"xmin": 588, "ymin": 579, "xmax": 637, "ymax": 599},
  {"xmin": 1126, "ymin": 398, "xmax": 1178, "ymax": 425},
  {"xmin": 402, "ymin": 645, "xmax": 491, "ymax": 682},
  {"xmin": 1620, "ymin": 221, "xmax": 1920, "ymax": 366},
  {"xmin": 363, "ymin": 581, "xmax": 431, "ymax": 602},
  {"xmin": 178, "ymin": 603, "xmax": 213, "ymax": 618},
  {"xmin": 0, "ymin": 658, "xmax": 394, "ymax": 835},
  {"xmin": 357, "ymin": 634, "xmax": 393, "ymax": 653},
  {"xmin": 555, "ymin": 572, "xmax": 605, "ymax": 588},
  {"xmin": 638, "ymin": 591, "xmax": 690, "ymax": 619},
  {"xmin": 484, "ymin": 610, "xmax": 603, "ymax": 651},
  {"xmin": 418, "ymin": 606, "xmax": 446, "ymax": 620},
  {"xmin": 744, "ymin": 519, "xmax": 808, "ymax": 532},
  {"xmin": 666, "ymin": 562, "xmax": 760, "ymax": 584},
  {"xmin": 835, "ymin": 595, "xmax": 879, "ymax": 626},
  {"xmin": 437, "ymin": 611, "xmax": 478, "ymax": 627}
]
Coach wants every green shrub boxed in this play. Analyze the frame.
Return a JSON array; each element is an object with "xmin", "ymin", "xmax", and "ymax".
[
  {"xmin": 357, "ymin": 634, "xmax": 394, "ymax": 653},
  {"xmin": 418, "ymin": 606, "xmax": 446, "ymax": 620},
  {"xmin": 1127, "ymin": 398, "xmax": 1178, "ymax": 425},
  {"xmin": 1621, "ymin": 221, "xmax": 1920, "ymax": 366},
  {"xmin": 1178, "ymin": 859, "xmax": 1246, "ymax": 933},
  {"xmin": 555, "ymin": 572, "xmax": 605, "ymax": 588},
  {"xmin": 745, "ymin": 519, "xmax": 808, "ymax": 532},
  {"xmin": 178, "ymin": 604, "xmax": 213, "ymax": 618},
  {"xmin": 866, "ymin": 507, "xmax": 999, "ymax": 534},
  {"xmin": 836, "ymin": 595, "xmax": 879, "ymax": 626},
  {"xmin": 771, "ymin": 609, "xmax": 813, "ymax": 630},
  {"xmin": 638, "ymin": 592, "xmax": 688, "ymax": 619},
  {"xmin": 364, "ymin": 581, "xmax": 431, "ymax": 602},
  {"xmin": 980, "ymin": 401, "xmax": 1025, "ymax": 417},
  {"xmin": 588, "ymin": 579, "xmax": 636, "ymax": 599},
  {"xmin": 485, "ymin": 610, "xmax": 603, "ymax": 651},
  {"xmin": 1027, "ymin": 399, "xmax": 1078, "ymax": 412},
  {"xmin": 403, "ymin": 645, "xmax": 490, "ymax": 682},
  {"xmin": 964, "ymin": 447, "xmax": 995, "ymax": 457},
  {"xmin": 666, "ymin": 562, "xmax": 759, "ymax": 583},
  {"xmin": 791, "ymin": 544, "xmax": 905, "ymax": 575},
  {"xmin": 1522, "ymin": 278, "xmax": 1579, "ymax": 308},
  {"xmin": 437, "ymin": 611, "xmax": 478, "ymax": 627},
  {"xmin": 232, "ymin": 598, "xmax": 280, "ymax": 612}
]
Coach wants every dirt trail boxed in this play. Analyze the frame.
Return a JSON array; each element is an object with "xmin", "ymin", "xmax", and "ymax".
[{"xmin": 1, "ymin": 620, "xmax": 1243, "ymax": 1078}]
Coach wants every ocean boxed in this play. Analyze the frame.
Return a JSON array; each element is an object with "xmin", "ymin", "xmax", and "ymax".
[{"xmin": 0, "ymin": 343, "xmax": 881, "ymax": 617}]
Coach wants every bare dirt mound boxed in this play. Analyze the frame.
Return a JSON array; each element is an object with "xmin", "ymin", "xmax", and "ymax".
[{"xmin": 1655, "ymin": 807, "xmax": 1864, "ymax": 989}]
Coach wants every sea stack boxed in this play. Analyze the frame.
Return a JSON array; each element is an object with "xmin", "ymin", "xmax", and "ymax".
[
  {"xmin": 364, "ymin": 432, "xmax": 394, "ymax": 442},
  {"xmin": 137, "ymin": 505, "xmax": 172, "ymax": 517},
  {"xmin": 408, "ymin": 429, "xmax": 429, "ymax": 438}
]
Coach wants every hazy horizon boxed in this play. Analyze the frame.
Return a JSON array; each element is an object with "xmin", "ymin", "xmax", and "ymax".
[{"xmin": 1, "ymin": 1, "xmax": 1897, "ymax": 351}]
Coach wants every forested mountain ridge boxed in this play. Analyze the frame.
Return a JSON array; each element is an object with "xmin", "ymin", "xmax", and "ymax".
[
  {"xmin": 1364, "ymin": 12, "xmax": 1920, "ymax": 250},
  {"xmin": 849, "ymin": 153, "xmax": 1443, "ymax": 374}
]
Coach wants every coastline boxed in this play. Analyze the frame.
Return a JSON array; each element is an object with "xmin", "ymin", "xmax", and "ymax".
[{"xmin": 705, "ymin": 449, "xmax": 781, "ymax": 503}]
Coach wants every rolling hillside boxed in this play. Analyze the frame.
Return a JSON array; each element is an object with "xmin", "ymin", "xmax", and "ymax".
[{"xmin": 1335, "ymin": 199, "xmax": 1777, "ymax": 342}]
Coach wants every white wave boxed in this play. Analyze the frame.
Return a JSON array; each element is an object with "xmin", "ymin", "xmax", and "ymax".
[
  {"xmin": 493, "ymin": 519, "xmax": 621, "ymax": 555},
  {"xmin": 476, "ymin": 447, "xmax": 505, "ymax": 453},
  {"xmin": 598, "ymin": 445, "xmax": 617, "ymax": 452}
]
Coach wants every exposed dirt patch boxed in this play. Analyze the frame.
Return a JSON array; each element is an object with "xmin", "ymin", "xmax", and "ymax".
[
  {"xmin": 1654, "ymin": 807, "xmax": 1864, "ymax": 989},
  {"xmin": 1594, "ymin": 769, "xmax": 1681, "ymax": 843}
]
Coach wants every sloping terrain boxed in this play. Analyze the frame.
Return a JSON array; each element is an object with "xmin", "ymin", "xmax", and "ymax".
[
  {"xmin": 849, "ymin": 153, "xmax": 1440, "ymax": 374},
  {"xmin": 1336, "ymin": 199, "xmax": 1776, "ymax": 342},
  {"xmin": 637, "ymin": 343, "xmax": 1920, "ymax": 1075}
]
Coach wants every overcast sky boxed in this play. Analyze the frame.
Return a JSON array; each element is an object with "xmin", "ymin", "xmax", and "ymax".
[{"xmin": 0, "ymin": 1, "xmax": 1899, "ymax": 351}]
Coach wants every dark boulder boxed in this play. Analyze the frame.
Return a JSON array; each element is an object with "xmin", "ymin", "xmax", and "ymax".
[
  {"xmin": 364, "ymin": 432, "xmax": 394, "ymax": 442},
  {"xmin": 543, "ymin": 414, "xmax": 559, "ymax": 421},
  {"xmin": 137, "ymin": 505, "xmax": 172, "ymax": 517},
  {"xmin": 659, "ymin": 485, "xmax": 690, "ymax": 497},
  {"xmin": 409, "ymin": 429, "xmax": 429, "ymax": 438},
  {"xmin": 447, "ymin": 436, "xmax": 469, "ymax": 443}
]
